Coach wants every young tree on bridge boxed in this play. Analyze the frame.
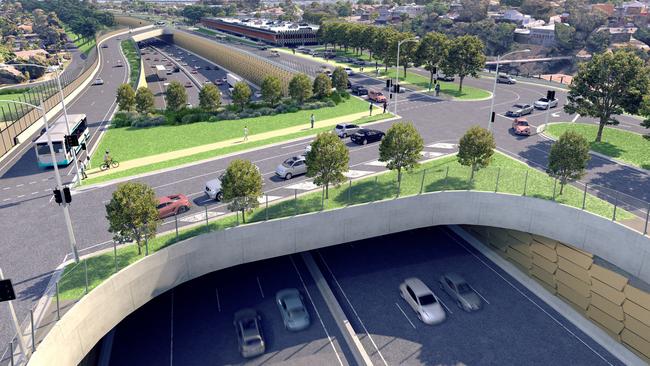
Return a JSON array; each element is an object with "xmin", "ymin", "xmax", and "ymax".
[
  {"xmin": 457, "ymin": 126, "xmax": 495, "ymax": 181},
  {"xmin": 232, "ymin": 81, "xmax": 251, "ymax": 111},
  {"xmin": 165, "ymin": 81, "xmax": 188, "ymax": 112},
  {"xmin": 135, "ymin": 87, "xmax": 155, "ymax": 115},
  {"xmin": 379, "ymin": 122, "xmax": 424, "ymax": 190},
  {"xmin": 289, "ymin": 73, "xmax": 312, "ymax": 104},
  {"xmin": 306, "ymin": 132, "xmax": 349, "ymax": 199},
  {"xmin": 116, "ymin": 83, "xmax": 136, "ymax": 112},
  {"xmin": 546, "ymin": 131, "xmax": 590, "ymax": 195},
  {"xmin": 105, "ymin": 182, "xmax": 158, "ymax": 256},
  {"xmin": 199, "ymin": 83, "xmax": 221, "ymax": 112},
  {"xmin": 221, "ymin": 159, "xmax": 263, "ymax": 223},
  {"xmin": 261, "ymin": 75, "xmax": 282, "ymax": 107}
]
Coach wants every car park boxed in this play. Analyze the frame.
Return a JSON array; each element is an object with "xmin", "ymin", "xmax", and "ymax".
[
  {"xmin": 496, "ymin": 74, "xmax": 516, "ymax": 84},
  {"xmin": 511, "ymin": 118, "xmax": 532, "ymax": 136},
  {"xmin": 439, "ymin": 273, "xmax": 482, "ymax": 312},
  {"xmin": 334, "ymin": 123, "xmax": 360, "ymax": 138},
  {"xmin": 351, "ymin": 85, "xmax": 368, "ymax": 96},
  {"xmin": 233, "ymin": 309, "xmax": 265, "ymax": 358},
  {"xmin": 205, "ymin": 178, "xmax": 224, "ymax": 201},
  {"xmin": 399, "ymin": 277, "xmax": 446, "ymax": 325},
  {"xmin": 368, "ymin": 90, "xmax": 387, "ymax": 103},
  {"xmin": 351, "ymin": 128, "xmax": 385, "ymax": 145},
  {"xmin": 276, "ymin": 156, "xmax": 307, "ymax": 180},
  {"xmin": 156, "ymin": 194, "xmax": 191, "ymax": 219},
  {"xmin": 276, "ymin": 288, "xmax": 310, "ymax": 331},
  {"xmin": 534, "ymin": 97, "xmax": 558, "ymax": 109},
  {"xmin": 506, "ymin": 103, "xmax": 533, "ymax": 117},
  {"xmin": 92, "ymin": 78, "xmax": 104, "ymax": 85}
]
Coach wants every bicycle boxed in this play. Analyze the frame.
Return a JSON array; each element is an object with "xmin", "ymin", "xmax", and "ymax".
[{"xmin": 100, "ymin": 159, "xmax": 120, "ymax": 171}]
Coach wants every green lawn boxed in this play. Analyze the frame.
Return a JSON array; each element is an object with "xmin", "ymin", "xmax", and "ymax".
[
  {"xmin": 375, "ymin": 69, "xmax": 491, "ymax": 101},
  {"xmin": 545, "ymin": 123, "xmax": 650, "ymax": 170},
  {"xmin": 0, "ymin": 90, "xmax": 38, "ymax": 121},
  {"xmin": 313, "ymin": 47, "xmax": 375, "ymax": 63},
  {"xmin": 120, "ymin": 39, "xmax": 141, "ymax": 88},
  {"xmin": 83, "ymin": 113, "xmax": 392, "ymax": 185},
  {"xmin": 91, "ymin": 97, "xmax": 369, "ymax": 167},
  {"xmin": 60, "ymin": 151, "xmax": 632, "ymax": 301},
  {"xmin": 63, "ymin": 26, "xmax": 96, "ymax": 55}
]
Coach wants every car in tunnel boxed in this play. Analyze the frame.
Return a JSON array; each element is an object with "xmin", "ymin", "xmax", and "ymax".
[
  {"xmin": 233, "ymin": 309, "xmax": 266, "ymax": 358},
  {"xmin": 276, "ymin": 288, "xmax": 310, "ymax": 331},
  {"xmin": 439, "ymin": 273, "xmax": 482, "ymax": 312},
  {"xmin": 400, "ymin": 277, "xmax": 446, "ymax": 325}
]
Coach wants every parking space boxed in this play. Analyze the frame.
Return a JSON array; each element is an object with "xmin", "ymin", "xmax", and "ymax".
[
  {"xmin": 109, "ymin": 255, "xmax": 351, "ymax": 366},
  {"xmin": 316, "ymin": 226, "xmax": 624, "ymax": 366}
]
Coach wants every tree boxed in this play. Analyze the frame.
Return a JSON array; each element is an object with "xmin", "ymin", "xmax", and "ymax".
[
  {"xmin": 312, "ymin": 73, "xmax": 332, "ymax": 99},
  {"xmin": 565, "ymin": 50, "xmax": 650, "ymax": 142},
  {"xmin": 105, "ymin": 182, "xmax": 158, "ymax": 255},
  {"xmin": 199, "ymin": 83, "xmax": 221, "ymax": 111},
  {"xmin": 555, "ymin": 23, "xmax": 576, "ymax": 52},
  {"xmin": 521, "ymin": 0, "xmax": 554, "ymax": 22},
  {"xmin": 458, "ymin": 0, "xmax": 488, "ymax": 22},
  {"xmin": 289, "ymin": 74, "xmax": 313, "ymax": 104},
  {"xmin": 416, "ymin": 32, "xmax": 448, "ymax": 90},
  {"xmin": 441, "ymin": 35, "xmax": 486, "ymax": 93},
  {"xmin": 261, "ymin": 75, "xmax": 282, "ymax": 107},
  {"xmin": 457, "ymin": 126, "xmax": 495, "ymax": 180},
  {"xmin": 165, "ymin": 81, "xmax": 187, "ymax": 112},
  {"xmin": 586, "ymin": 30, "xmax": 610, "ymax": 54},
  {"xmin": 231, "ymin": 81, "xmax": 251, "ymax": 111},
  {"xmin": 546, "ymin": 131, "xmax": 590, "ymax": 194},
  {"xmin": 116, "ymin": 83, "xmax": 135, "ymax": 112},
  {"xmin": 135, "ymin": 87, "xmax": 155, "ymax": 114},
  {"xmin": 331, "ymin": 67, "xmax": 348, "ymax": 92},
  {"xmin": 379, "ymin": 122, "xmax": 424, "ymax": 187},
  {"xmin": 221, "ymin": 159, "xmax": 263, "ymax": 223},
  {"xmin": 305, "ymin": 132, "xmax": 349, "ymax": 198}
]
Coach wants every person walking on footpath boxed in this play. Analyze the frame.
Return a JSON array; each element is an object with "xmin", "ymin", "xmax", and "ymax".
[
  {"xmin": 369, "ymin": 102, "xmax": 373, "ymax": 116},
  {"xmin": 310, "ymin": 113, "xmax": 315, "ymax": 129},
  {"xmin": 382, "ymin": 101, "xmax": 387, "ymax": 114},
  {"xmin": 85, "ymin": 155, "xmax": 91, "ymax": 170},
  {"xmin": 243, "ymin": 125, "xmax": 249, "ymax": 142},
  {"xmin": 435, "ymin": 83, "xmax": 441, "ymax": 97},
  {"xmin": 79, "ymin": 159, "xmax": 88, "ymax": 180}
]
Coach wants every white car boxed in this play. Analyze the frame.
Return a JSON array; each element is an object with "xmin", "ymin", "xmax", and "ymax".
[
  {"xmin": 276, "ymin": 156, "xmax": 307, "ymax": 180},
  {"xmin": 204, "ymin": 178, "xmax": 224, "ymax": 201},
  {"xmin": 533, "ymin": 97, "xmax": 558, "ymax": 110},
  {"xmin": 399, "ymin": 277, "xmax": 446, "ymax": 325},
  {"xmin": 92, "ymin": 78, "xmax": 104, "ymax": 85},
  {"xmin": 344, "ymin": 67, "xmax": 354, "ymax": 76},
  {"xmin": 333, "ymin": 123, "xmax": 360, "ymax": 138}
]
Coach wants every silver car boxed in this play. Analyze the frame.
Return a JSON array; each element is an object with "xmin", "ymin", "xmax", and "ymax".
[
  {"xmin": 506, "ymin": 103, "xmax": 533, "ymax": 117},
  {"xmin": 533, "ymin": 97, "xmax": 558, "ymax": 110},
  {"xmin": 204, "ymin": 178, "xmax": 224, "ymax": 201},
  {"xmin": 439, "ymin": 273, "xmax": 482, "ymax": 312},
  {"xmin": 233, "ymin": 308, "xmax": 265, "ymax": 358},
  {"xmin": 334, "ymin": 123, "xmax": 360, "ymax": 138},
  {"xmin": 276, "ymin": 288, "xmax": 310, "ymax": 331},
  {"xmin": 399, "ymin": 277, "xmax": 446, "ymax": 325},
  {"xmin": 275, "ymin": 156, "xmax": 307, "ymax": 180}
]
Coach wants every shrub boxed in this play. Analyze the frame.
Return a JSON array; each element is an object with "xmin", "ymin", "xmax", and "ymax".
[
  {"xmin": 112, "ymin": 111, "xmax": 139, "ymax": 128},
  {"xmin": 132, "ymin": 114, "xmax": 166, "ymax": 128},
  {"xmin": 331, "ymin": 92, "xmax": 342, "ymax": 105}
]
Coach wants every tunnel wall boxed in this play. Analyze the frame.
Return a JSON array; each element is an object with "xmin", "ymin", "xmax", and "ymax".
[{"xmin": 28, "ymin": 191, "xmax": 650, "ymax": 365}]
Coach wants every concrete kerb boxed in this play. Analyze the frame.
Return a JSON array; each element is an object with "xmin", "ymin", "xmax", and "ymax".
[{"xmin": 450, "ymin": 225, "xmax": 647, "ymax": 366}]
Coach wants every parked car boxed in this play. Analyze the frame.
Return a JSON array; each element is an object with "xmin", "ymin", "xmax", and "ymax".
[
  {"xmin": 233, "ymin": 309, "xmax": 265, "ymax": 358},
  {"xmin": 156, "ymin": 194, "xmax": 191, "ymax": 219},
  {"xmin": 437, "ymin": 73, "xmax": 455, "ymax": 82},
  {"xmin": 92, "ymin": 78, "xmax": 104, "ymax": 85},
  {"xmin": 334, "ymin": 123, "xmax": 360, "ymax": 138},
  {"xmin": 511, "ymin": 118, "xmax": 532, "ymax": 136},
  {"xmin": 276, "ymin": 288, "xmax": 310, "ymax": 331},
  {"xmin": 351, "ymin": 85, "xmax": 368, "ymax": 96},
  {"xmin": 344, "ymin": 67, "xmax": 354, "ymax": 76},
  {"xmin": 205, "ymin": 178, "xmax": 224, "ymax": 201},
  {"xmin": 368, "ymin": 90, "xmax": 386, "ymax": 103},
  {"xmin": 496, "ymin": 74, "xmax": 516, "ymax": 84},
  {"xmin": 439, "ymin": 273, "xmax": 482, "ymax": 312},
  {"xmin": 506, "ymin": 103, "xmax": 533, "ymax": 117},
  {"xmin": 351, "ymin": 129, "xmax": 385, "ymax": 145},
  {"xmin": 399, "ymin": 277, "xmax": 446, "ymax": 325},
  {"xmin": 534, "ymin": 97, "xmax": 558, "ymax": 110},
  {"xmin": 276, "ymin": 156, "xmax": 307, "ymax": 180}
]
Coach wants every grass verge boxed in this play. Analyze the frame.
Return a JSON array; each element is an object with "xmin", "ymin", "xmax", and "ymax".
[
  {"xmin": 60, "ymin": 152, "xmax": 632, "ymax": 300},
  {"xmin": 120, "ymin": 39, "xmax": 141, "ymax": 88},
  {"xmin": 545, "ymin": 123, "xmax": 650, "ymax": 170},
  {"xmin": 375, "ymin": 69, "xmax": 490, "ymax": 100},
  {"xmin": 63, "ymin": 26, "xmax": 96, "ymax": 55},
  {"xmin": 82, "ymin": 113, "xmax": 392, "ymax": 185},
  {"xmin": 0, "ymin": 90, "xmax": 37, "ymax": 121}
]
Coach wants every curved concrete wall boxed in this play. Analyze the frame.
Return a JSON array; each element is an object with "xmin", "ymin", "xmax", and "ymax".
[{"xmin": 28, "ymin": 191, "xmax": 650, "ymax": 365}]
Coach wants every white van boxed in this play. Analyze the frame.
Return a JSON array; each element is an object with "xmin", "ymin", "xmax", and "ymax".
[{"xmin": 204, "ymin": 178, "xmax": 224, "ymax": 201}]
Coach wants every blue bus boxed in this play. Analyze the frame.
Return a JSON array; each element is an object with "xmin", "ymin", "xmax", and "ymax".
[{"xmin": 34, "ymin": 113, "xmax": 89, "ymax": 168}]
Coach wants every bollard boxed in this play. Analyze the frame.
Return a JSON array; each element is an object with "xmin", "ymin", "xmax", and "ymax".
[
  {"xmin": 612, "ymin": 194, "xmax": 619, "ymax": 221},
  {"xmin": 560, "ymin": 76, "xmax": 564, "ymax": 84},
  {"xmin": 419, "ymin": 169, "xmax": 426, "ymax": 194},
  {"xmin": 644, "ymin": 205, "xmax": 650, "ymax": 235},
  {"xmin": 582, "ymin": 184, "xmax": 588, "ymax": 210},
  {"xmin": 265, "ymin": 194, "xmax": 269, "ymax": 221},
  {"xmin": 204, "ymin": 206, "xmax": 209, "ymax": 230},
  {"xmin": 494, "ymin": 168, "xmax": 501, "ymax": 193},
  {"xmin": 84, "ymin": 259, "xmax": 88, "ymax": 295},
  {"xmin": 175, "ymin": 214, "xmax": 179, "ymax": 241},
  {"xmin": 523, "ymin": 170, "xmax": 529, "ymax": 196},
  {"xmin": 552, "ymin": 179, "xmax": 557, "ymax": 201},
  {"xmin": 30, "ymin": 310, "xmax": 35, "ymax": 352},
  {"xmin": 113, "ymin": 241, "xmax": 117, "ymax": 273},
  {"xmin": 549, "ymin": 75, "xmax": 553, "ymax": 82},
  {"xmin": 347, "ymin": 179, "xmax": 352, "ymax": 205}
]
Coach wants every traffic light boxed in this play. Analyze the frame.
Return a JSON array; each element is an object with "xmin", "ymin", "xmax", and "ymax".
[
  {"xmin": 547, "ymin": 90, "xmax": 556, "ymax": 101},
  {"xmin": 53, "ymin": 188, "xmax": 62, "ymax": 204},
  {"xmin": 491, "ymin": 111, "xmax": 495, "ymax": 123},
  {"xmin": 63, "ymin": 187, "xmax": 72, "ymax": 204},
  {"xmin": 0, "ymin": 279, "xmax": 16, "ymax": 303},
  {"xmin": 386, "ymin": 79, "xmax": 391, "ymax": 88},
  {"xmin": 65, "ymin": 134, "xmax": 79, "ymax": 147}
]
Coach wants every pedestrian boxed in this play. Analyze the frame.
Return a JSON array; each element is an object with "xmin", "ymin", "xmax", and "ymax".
[
  {"xmin": 382, "ymin": 101, "xmax": 387, "ymax": 114},
  {"xmin": 310, "ymin": 113, "xmax": 315, "ymax": 129},
  {"xmin": 85, "ymin": 155, "xmax": 91, "ymax": 170},
  {"xmin": 435, "ymin": 83, "xmax": 441, "ymax": 97},
  {"xmin": 80, "ymin": 159, "xmax": 88, "ymax": 180},
  {"xmin": 243, "ymin": 125, "xmax": 249, "ymax": 142},
  {"xmin": 292, "ymin": 48, "xmax": 295, "ymax": 55},
  {"xmin": 360, "ymin": 66, "xmax": 364, "ymax": 73},
  {"xmin": 369, "ymin": 102, "xmax": 373, "ymax": 116}
]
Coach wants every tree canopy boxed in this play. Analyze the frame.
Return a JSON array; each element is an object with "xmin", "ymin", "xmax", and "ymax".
[
  {"xmin": 105, "ymin": 182, "xmax": 158, "ymax": 255},
  {"xmin": 289, "ymin": 73, "xmax": 313, "ymax": 104},
  {"xmin": 221, "ymin": 159, "xmax": 263, "ymax": 222},
  {"xmin": 261, "ymin": 75, "xmax": 282, "ymax": 107},
  {"xmin": 232, "ymin": 81, "xmax": 252, "ymax": 110},
  {"xmin": 312, "ymin": 73, "xmax": 332, "ymax": 99},
  {"xmin": 457, "ymin": 126, "xmax": 495, "ymax": 180},
  {"xmin": 165, "ymin": 81, "xmax": 188, "ymax": 112},
  {"xmin": 135, "ymin": 87, "xmax": 155, "ymax": 115},
  {"xmin": 547, "ymin": 131, "xmax": 590, "ymax": 194},
  {"xmin": 379, "ymin": 122, "xmax": 424, "ymax": 187},
  {"xmin": 441, "ymin": 35, "xmax": 486, "ymax": 92},
  {"xmin": 116, "ymin": 83, "xmax": 136, "ymax": 112},
  {"xmin": 199, "ymin": 83, "xmax": 221, "ymax": 111},
  {"xmin": 306, "ymin": 132, "xmax": 349, "ymax": 198}
]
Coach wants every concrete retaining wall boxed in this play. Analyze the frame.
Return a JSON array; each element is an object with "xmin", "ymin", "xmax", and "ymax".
[{"xmin": 28, "ymin": 191, "xmax": 650, "ymax": 365}]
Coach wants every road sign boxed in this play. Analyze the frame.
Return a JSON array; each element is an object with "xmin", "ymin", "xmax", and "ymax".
[{"xmin": 0, "ymin": 279, "xmax": 16, "ymax": 302}]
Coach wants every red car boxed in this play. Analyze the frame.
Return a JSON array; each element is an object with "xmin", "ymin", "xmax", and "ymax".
[
  {"xmin": 512, "ymin": 118, "xmax": 531, "ymax": 136},
  {"xmin": 156, "ymin": 194, "xmax": 191, "ymax": 219}
]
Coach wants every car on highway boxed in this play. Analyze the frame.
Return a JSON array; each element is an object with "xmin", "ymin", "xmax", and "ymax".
[
  {"xmin": 334, "ymin": 123, "xmax": 360, "ymax": 138},
  {"xmin": 276, "ymin": 156, "xmax": 307, "ymax": 180},
  {"xmin": 270, "ymin": 50, "xmax": 280, "ymax": 57},
  {"xmin": 92, "ymin": 78, "xmax": 104, "ymax": 85},
  {"xmin": 497, "ymin": 74, "xmax": 516, "ymax": 84},
  {"xmin": 506, "ymin": 103, "xmax": 533, "ymax": 117},
  {"xmin": 533, "ymin": 97, "xmax": 558, "ymax": 110},
  {"xmin": 399, "ymin": 277, "xmax": 446, "ymax": 325},
  {"xmin": 115, "ymin": 60, "xmax": 123, "ymax": 67},
  {"xmin": 276, "ymin": 288, "xmax": 310, "ymax": 331},
  {"xmin": 439, "ymin": 273, "xmax": 482, "ymax": 312},
  {"xmin": 351, "ymin": 128, "xmax": 385, "ymax": 145},
  {"xmin": 368, "ymin": 90, "xmax": 386, "ymax": 103},
  {"xmin": 190, "ymin": 69, "xmax": 198, "ymax": 74},
  {"xmin": 205, "ymin": 178, "xmax": 224, "ymax": 201},
  {"xmin": 351, "ymin": 85, "xmax": 368, "ymax": 96},
  {"xmin": 101, "ymin": 44, "xmax": 108, "ymax": 49},
  {"xmin": 233, "ymin": 309, "xmax": 265, "ymax": 358},
  {"xmin": 184, "ymin": 81, "xmax": 193, "ymax": 88},
  {"xmin": 153, "ymin": 58, "xmax": 159, "ymax": 62},
  {"xmin": 344, "ymin": 67, "xmax": 354, "ymax": 76},
  {"xmin": 156, "ymin": 194, "xmax": 191, "ymax": 219},
  {"xmin": 204, "ymin": 66, "xmax": 211, "ymax": 70},
  {"xmin": 511, "ymin": 118, "xmax": 532, "ymax": 136},
  {"xmin": 181, "ymin": 62, "xmax": 188, "ymax": 66},
  {"xmin": 437, "ymin": 73, "xmax": 455, "ymax": 82}
]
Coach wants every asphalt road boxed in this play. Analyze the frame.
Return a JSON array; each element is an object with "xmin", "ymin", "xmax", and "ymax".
[{"xmin": 107, "ymin": 226, "xmax": 624, "ymax": 366}]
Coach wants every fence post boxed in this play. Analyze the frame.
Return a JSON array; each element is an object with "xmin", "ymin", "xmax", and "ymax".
[
  {"xmin": 294, "ymin": 189, "xmax": 298, "ymax": 215},
  {"xmin": 523, "ymin": 170, "xmax": 528, "ymax": 196},
  {"xmin": 552, "ymin": 179, "xmax": 557, "ymax": 201},
  {"xmin": 443, "ymin": 166, "xmax": 449, "ymax": 190},
  {"xmin": 582, "ymin": 184, "xmax": 588, "ymax": 210},
  {"xmin": 175, "ymin": 214, "xmax": 179, "ymax": 241},
  {"xmin": 321, "ymin": 185, "xmax": 325, "ymax": 211},
  {"xmin": 113, "ymin": 241, "xmax": 117, "ymax": 274},
  {"xmin": 494, "ymin": 167, "xmax": 501, "ymax": 193},
  {"xmin": 644, "ymin": 205, "xmax": 650, "ymax": 235},
  {"xmin": 612, "ymin": 193, "xmax": 619, "ymax": 221},
  {"xmin": 419, "ymin": 169, "xmax": 426, "ymax": 194},
  {"xmin": 84, "ymin": 259, "xmax": 88, "ymax": 295},
  {"xmin": 55, "ymin": 282, "xmax": 60, "ymax": 320},
  {"xmin": 347, "ymin": 179, "xmax": 352, "ymax": 205},
  {"xmin": 205, "ymin": 206, "xmax": 209, "ymax": 230},
  {"xmin": 265, "ymin": 194, "xmax": 269, "ymax": 220},
  {"xmin": 30, "ymin": 310, "xmax": 35, "ymax": 352}
]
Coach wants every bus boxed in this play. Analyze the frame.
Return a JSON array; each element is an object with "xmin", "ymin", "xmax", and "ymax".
[{"xmin": 34, "ymin": 113, "xmax": 89, "ymax": 168}]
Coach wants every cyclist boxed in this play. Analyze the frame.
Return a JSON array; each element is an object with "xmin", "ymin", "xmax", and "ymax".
[{"xmin": 103, "ymin": 150, "xmax": 113, "ymax": 167}]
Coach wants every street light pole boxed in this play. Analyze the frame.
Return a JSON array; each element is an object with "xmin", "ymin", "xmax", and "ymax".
[
  {"xmin": 394, "ymin": 37, "xmax": 418, "ymax": 116},
  {"xmin": 0, "ymin": 267, "xmax": 29, "ymax": 362},
  {"xmin": 487, "ymin": 49, "xmax": 530, "ymax": 133}
]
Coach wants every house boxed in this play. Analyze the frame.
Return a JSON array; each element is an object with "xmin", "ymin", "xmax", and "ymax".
[
  {"xmin": 14, "ymin": 49, "xmax": 49, "ymax": 60},
  {"xmin": 607, "ymin": 26, "xmax": 637, "ymax": 43},
  {"xmin": 17, "ymin": 24, "xmax": 33, "ymax": 33},
  {"xmin": 393, "ymin": 3, "xmax": 426, "ymax": 18},
  {"xmin": 591, "ymin": 3, "xmax": 616, "ymax": 18},
  {"xmin": 502, "ymin": 9, "xmax": 524, "ymax": 23},
  {"xmin": 528, "ymin": 24, "xmax": 556, "ymax": 46}
]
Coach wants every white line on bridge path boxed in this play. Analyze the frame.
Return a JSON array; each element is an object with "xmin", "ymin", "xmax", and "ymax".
[
  {"xmin": 365, "ymin": 160, "xmax": 387, "ymax": 167},
  {"xmin": 427, "ymin": 143, "xmax": 456, "ymax": 149},
  {"xmin": 256, "ymin": 276, "xmax": 265, "ymax": 298},
  {"xmin": 285, "ymin": 181, "xmax": 319, "ymax": 191},
  {"xmin": 215, "ymin": 288, "xmax": 221, "ymax": 312},
  {"xmin": 421, "ymin": 151, "xmax": 444, "ymax": 159},
  {"xmin": 258, "ymin": 195, "xmax": 282, "ymax": 204},
  {"xmin": 343, "ymin": 170, "xmax": 373, "ymax": 179},
  {"xmin": 395, "ymin": 302, "xmax": 416, "ymax": 329}
]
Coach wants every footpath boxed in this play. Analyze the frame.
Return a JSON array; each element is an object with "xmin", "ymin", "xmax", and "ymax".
[{"xmin": 86, "ymin": 111, "xmax": 370, "ymax": 178}]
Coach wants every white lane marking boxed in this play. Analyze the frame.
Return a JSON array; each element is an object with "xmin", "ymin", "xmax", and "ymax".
[
  {"xmin": 365, "ymin": 160, "xmax": 387, "ymax": 167},
  {"xmin": 31, "ymin": 192, "xmax": 38, "ymax": 195},
  {"xmin": 16, "ymin": 184, "xmax": 23, "ymax": 187},
  {"xmin": 343, "ymin": 169, "xmax": 373, "ymax": 179},
  {"xmin": 282, "ymin": 140, "xmax": 312, "ymax": 149},
  {"xmin": 42, "ymin": 178, "xmax": 50, "ymax": 181},
  {"xmin": 427, "ymin": 143, "xmax": 456, "ymax": 149},
  {"xmin": 318, "ymin": 251, "xmax": 389, "ymax": 366},
  {"xmin": 2, "ymin": 187, "xmax": 9, "ymax": 190},
  {"xmin": 215, "ymin": 288, "xmax": 221, "ymax": 312},
  {"xmin": 29, "ymin": 181, "xmax": 37, "ymax": 184},
  {"xmin": 285, "ymin": 181, "xmax": 319, "ymax": 191},
  {"xmin": 395, "ymin": 302, "xmax": 416, "ymax": 329},
  {"xmin": 17, "ymin": 195, "xmax": 24, "ymax": 198},
  {"xmin": 256, "ymin": 276, "xmax": 265, "ymax": 298},
  {"xmin": 421, "ymin": 151, "xmax": 444, "ymax": 159},
  {"xmin": 445, "ymin": 231, "xmax": 614, "ymax": 365},
  {"xmin": 178, "ymin": 211, "xmax": 223, "ymax": 223},
  {"xmin": 170, "ymin": 290, "xmax": 174, "ymax": 366},
  {"xmin": 437, "ymin": 297, "xmax": 453, "ymax": 314},
  {"xmin": 257, "ymin": 195, "xmax": 282, "ymax": 204},
  {"xmin": 470, "ymin": 285, "xmax": 490, "ymax": 305},
  {"xmin": 2, "ymin": 198, "xmax": 9, "ymax": 202},
  {"xmin": 289, "ymin": 256, "xmax": 344, "ymax": 366},
  {"xmin": 551, "ymin": 112, "xmax": 560, "ymax": 118},
  {"xmin": 572, "ymin": 114, "xmax": 580, "ymax": 122}
]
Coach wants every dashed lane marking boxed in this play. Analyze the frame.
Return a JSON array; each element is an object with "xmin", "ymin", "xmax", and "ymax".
[
  {"xmin": 179, "ymin": 211, "xmax": 224, "ymax": 223},
  {"xmin": 426, "ymin": 143, "xmax": 456, "ymax": 149}
]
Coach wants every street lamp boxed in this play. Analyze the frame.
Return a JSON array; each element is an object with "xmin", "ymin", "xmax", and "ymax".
[
  {"xmin": 487, "ymin": 49, "xmax": 530, "ymax": 132},
  {"xmin": 394, "ymin": 37, "xmax": 419, "ymax": 115},
  {"xmin": 0, "ymin": 98, "xmax": 80, "ymax": 263},
  {"xmin": 0, "ymin": 63, "xmax": 82, "ymax": 183}
]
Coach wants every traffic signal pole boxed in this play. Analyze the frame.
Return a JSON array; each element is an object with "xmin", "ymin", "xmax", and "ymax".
[
  {"xmin": 0, "ymin": 268, "xmax": 28, "ymax": 362},
  {"xmin": 55, "ymin": 69, "xmax": 81, "ymax": 185},
  {"xmin": 42, "ymin": 101, "xmax": 80, "ymax": 263}
]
